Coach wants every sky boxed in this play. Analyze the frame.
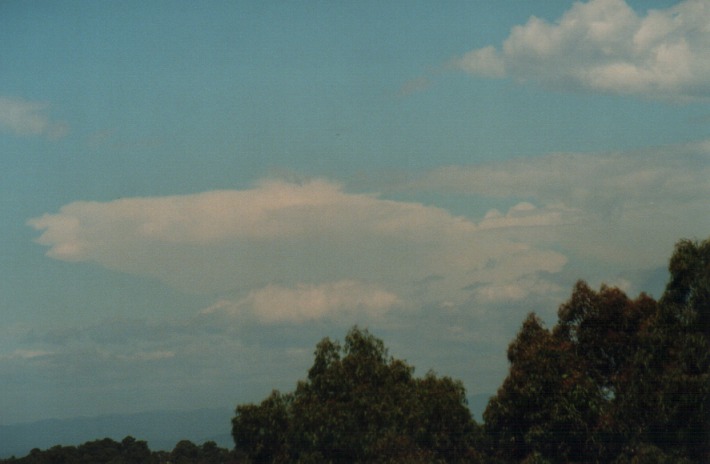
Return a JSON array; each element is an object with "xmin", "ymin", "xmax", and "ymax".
[{"xmin": 1, "ymin": 0, "xmax": 709, "ymax": 425}]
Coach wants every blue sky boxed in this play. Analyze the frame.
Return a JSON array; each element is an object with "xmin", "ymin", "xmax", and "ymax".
[{"xmin": 1, "ymin": 0, "xmax": 709, "ymax": 425}]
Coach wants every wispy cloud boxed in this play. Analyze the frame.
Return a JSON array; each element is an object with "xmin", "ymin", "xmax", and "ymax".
[
  {"xmin": 0, "ymin": 96, "xmax": 69, "ymax": 138},
  {"xmin": 0, "ymin": 349, "xmax": 54, "ymax": 361},
  {"xmin": 202, "ymin": 280, "xmax": 402, "ymax": 324},
  {"xmin": 410, "ymin": 141, "xmax": 710, "ymax": 207},
  {"xmin": 398, "ymin": 76, "xmax": 432, "ymax": 97},
  {"xmin": 468, "ymin": 273, "xmax": 564, "ymax": 306},
  {"xmin": 455, "ymin": 0, "xmax": 710, "ymax": 101},
  {"xmin": 407, "ymin": 140, "xmax": 710, "ymax": 267},
  {"xmin": 479, "ymin": 202, "xmax": 579, "ymax": 230},
  {"xmin": 115, "ymin": 350, "xmax": 175, "ymax": 362}
]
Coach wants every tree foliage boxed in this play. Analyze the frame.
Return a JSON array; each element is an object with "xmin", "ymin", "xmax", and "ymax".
[
  {"xmin": 0, "ymin": 437, "xmax": 237, "ymax": 464},
  {"xmin": 484, "ymin": 237, "xmax": 710, "ymax": 463},
  {"xmin": 232, "ymin": 327, "xmax": 481, "ymax": 463}
]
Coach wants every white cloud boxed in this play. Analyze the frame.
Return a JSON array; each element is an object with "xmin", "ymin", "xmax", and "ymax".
[
  {"xmin": 456, "ymin": 46, "xmax": 505, "ymax": 78},
  {"xmin": 29, "ymin": 179, "xmax": 474, "ymax": 253},
  {"xmin": 479, "ymin": 202, "xmax": 579, "ymax": 230},
  {"xmin": 29, "ymin": 178, "xmax": 568, "ymax": 313},
  {"xmin": 455, "ymin": 0, "xmax": 710, "ymax": 101},
  {"xmin": 0, "ymin": 96, "xmax": 69, "ymax": 138},
  {"xmin": 202, "ymin": 280, "xmax": 402, "ymax": 324},
  {"xmin": 471, "ymin": 274, "xmax": 564, "ymax": 306}
]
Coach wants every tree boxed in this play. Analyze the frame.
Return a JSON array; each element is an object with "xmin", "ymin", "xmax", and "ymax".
[
  {"xmin": 120, "ymin": 436, "xmax": 152, "ymax": 464},
  {"xmin": 0, "ymin": 436, "xmax": 236, "ymax": 464},
  {"xmin": 77, "ymin": 438, "xmax": 123, "ymax": 463},
  {"xmin": 662, "ymin": 238, "xmax": 710, "ymax": 337},
  {"xmin": 200, "ymin": 440, "xmax": 233, "ymax": 464},
  {"xmin": 232, "ymin": 327, "xmax": 481, "ymax": 463},
  {"xmin": 233, "ymin": 391, "xmax": 292, "ymax": 464},
  {"xmin": 170, "ymin": 440, "xmax": 200, "ymax": 464},
  {"xmin": 484, "ymin": 313, "xmax": 603, "ymax": 462},
  {"xmin": 484, "ymin": 237, "xmax": 710, "ymax": 463},
  {"xmin": 650, "ymin": 238, "xmax": 710, "ymax": 461}
]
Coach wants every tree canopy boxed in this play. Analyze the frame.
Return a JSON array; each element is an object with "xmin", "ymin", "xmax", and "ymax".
[
  {"xmin": 484, "ymin": 237, "xmax": 710, "ymax": 463},
  {"xmin": 232, "ymin": 327, "xmax": 482, "ymax": 463},
  {"xmin": 0, "ymin": 437, "xmax": 237, "ymax": 464}
]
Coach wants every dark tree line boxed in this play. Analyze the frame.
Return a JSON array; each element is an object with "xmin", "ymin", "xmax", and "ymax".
[
  {"xmin": 4, "ymin": 237, "xmax": 709, "ymax": 463},
  {"xmin": 0, "ymin": 437, "xmax": 240, "ymax": 464}
]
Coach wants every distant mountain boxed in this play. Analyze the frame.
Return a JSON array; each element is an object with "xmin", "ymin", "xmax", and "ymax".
[{"xmin": 0, "ymin": 407, "xmax": 234, "ymax": 459}]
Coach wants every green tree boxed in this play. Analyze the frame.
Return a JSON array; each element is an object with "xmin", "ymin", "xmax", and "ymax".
[
  {"xmin": 650, "ymin": 238, "xmax": 710, "ymax": 461},
  {"xmin": 233, "ymin": 390, "xmax": 292, "ymax": 464},
  {"xmin": 0, "ymin": 434, "xmax": 237, "ymax": 464},
  {"xmin": 170, "ymin": 439, "xmax": 200, "ymax": 464},
  {"xmin": 601, "ymin": 238, "xmax": 710, "ymax": 462},
  {"xmin": 484, "ymin": 312, "xmax": 603, "ymax": 462},
  {"xmin": 199, "ymin": 440, "xmax": 232, "ymax": 464},
  {"xmin": 232, "ymin": 327, "xmax": 480, "ymax": 463},
  {"xmin": 77, "ymin": 438, "xmax": 123, "ymax": 463},
  {"xmin": 662, "ymin": 238, "xmax": 710, "ymax": 337},
  {"xmin": 555, "ymin": 282, "xmax": 659, "ymax": 459},
  {"xmin": 484, "ymin": 237, "xmax": 710, "ymax": 463},
  {"xmin": 119, "ymin": 436, "xmax": 152, "ymax": 464}
]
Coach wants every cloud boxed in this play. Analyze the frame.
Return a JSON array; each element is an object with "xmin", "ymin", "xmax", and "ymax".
[
  {"xmin": 29, "ymin": 179, "xmax": 471, "ymax": 254},
  {"xmin": 467, "ymin": 272, "xmax": 566, "ymax": 306},
  {"xmin": 411, "ymin": 141, "xmax": 710, "ymax": 208},
  {"xmin": 29, "ymin": 178, "xmax": 568, "ymax": 314},
  {"xmin": 115, "ymin": 350, "xmax": 175, "ymax": 362},
  {"xmin": 202, "ymin": 280, "xmax": 402, "ymax": 324},
  {"xmin": 0, "ymin": 349, "xmax": 54, "ymax": 361},
  {"xmin": 0, "ymin": 96, "xmax": 69, "ymax": 138},
  {"xmin": 455, "ymin": 0, "xmax": 710, "ymax": 101},
  {"xmin": 398, "ymin": 76, "xmax": 432, "ymax": 97},
  {"xmin": 408, "ymin": 140, "xmax": 710, "ymax": 268},
  {"xmin": 479, "ymin": 202, "xmax": 579, "ymax": 230},
  {"xmin": 456, "ymin": 46, "xmax": 505, "ymax": 78}
]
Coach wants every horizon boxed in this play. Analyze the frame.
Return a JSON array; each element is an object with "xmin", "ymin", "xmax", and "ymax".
[{"xmin": 2, "ymin": 0, "xmax": 709, "ymax": 427}]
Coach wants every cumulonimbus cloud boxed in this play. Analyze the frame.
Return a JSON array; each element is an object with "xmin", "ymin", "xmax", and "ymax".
[
  {"xmin": 0, "ymin": 96, "xmax": 69, "ymax": 138},
  {"xmin": 28, "ymin": 179, "xmax": 568, "ymax": 320},
  {"xmin": 455, "ymin": 0, "xmax": 710, "ymax": 101}
]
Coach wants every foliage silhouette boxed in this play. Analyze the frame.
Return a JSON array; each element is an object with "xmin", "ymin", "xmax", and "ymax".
[
  {"xmin": 484, "ymin": 237, "xmax": 710, "ymax": 463},
  {"xmin": 232, "ymin": 327, "xmax": 482, "ymax": 463}
]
